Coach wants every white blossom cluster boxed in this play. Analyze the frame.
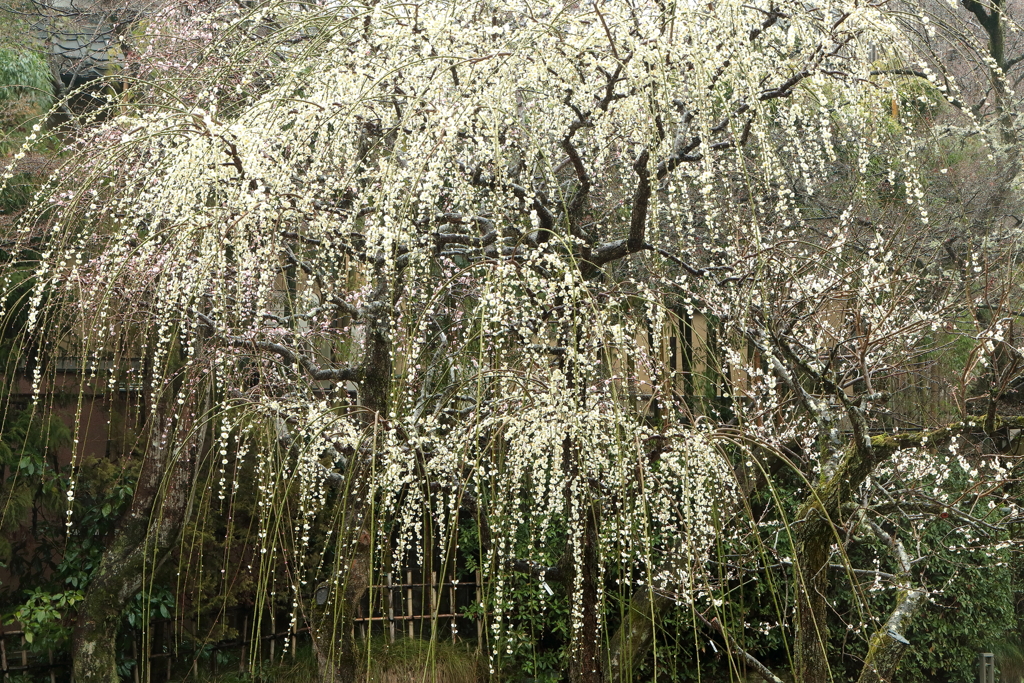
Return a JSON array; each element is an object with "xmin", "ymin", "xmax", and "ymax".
[{"xmin": 4, "ymin": 0, "xmax": 996, "ymax": 660}]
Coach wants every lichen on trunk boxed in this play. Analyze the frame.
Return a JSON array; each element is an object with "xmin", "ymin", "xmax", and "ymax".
[
  {"xmin": 603, "ymin": 588, "xmax": 673, "ymax": 683},
  {"xmin": 72, "ymin": 386, "xmax": 211, "ymax": 682}
]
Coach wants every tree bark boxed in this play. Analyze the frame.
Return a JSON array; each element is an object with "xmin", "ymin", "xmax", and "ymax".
[
  {"xmin": 309, "ymin": 268, "xmax": 393, "ymax": 683},
  {"xmin": 72, "ymin": 390, "xmax": 210, "ymax": 682},
  {"xmin": 793, "ymin": 509, "xmax": 831, "ymax": 683},
  {"xmin": 791, "ymin": 422, "xmax": 961, "ymax": 683},
  {"xmin": 856, "ymin": 589, "xmax": 924, "ymax": 683},
  {"xmin": 793, "ymin": 436, "xmax": 885, "ymax": 683},
  {"xmin": 561, "ymin": 433, "xmax": 604, "ymax": 683},
  {"xmin": 603, "ymin": 588, "xmax": 673, "ymax": 683},
  {"xmin": 854, "ymin": 515, "xmax": 925, "ymax": 683},
  {"xmin": 571, "ymin": 502, "xmax": 603, "ymax": 683},
  {"xmin": 310, "ymin": 527, "xmax": 372, "ymax": 683}
]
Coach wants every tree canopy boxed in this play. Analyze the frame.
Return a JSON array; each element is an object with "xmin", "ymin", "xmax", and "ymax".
[{"xmin": 2, "ymin": 0, "xmax": 1023, "ymax": 681}]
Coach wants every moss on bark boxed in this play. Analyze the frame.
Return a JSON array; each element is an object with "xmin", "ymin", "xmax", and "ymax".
[{"xmin": 72, "ymin": 391, "xmax": 209, "ymax": 683}]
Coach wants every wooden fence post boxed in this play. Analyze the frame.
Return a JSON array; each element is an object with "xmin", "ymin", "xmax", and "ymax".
[
  {"xmin": 406, "ymin": 571, "xmax": 414, "ymax": 639},
  {"xmin": 475, "ymin": 570, "xmax": 483, "ymax": 653},
  {"xmin": 387, "ymin": 572, "xmax": 396, "ymax": 643},
  {"xmin": 1, "ymin": 631, "xmax": 10, "ymax": 683},
  {"xmin": 291, "ymin": 605, "xmax": 297, "ymax": 661},
  {"xmin": 269, "ymin": 605, "xmax": 276, "ymax": 663},
  {"xmin": 338, "ymin": 564, "xmax": 483, "ymax": 649},
  {"xmin": 430, "ymin": 570, "xmax": 438, "ymax": 640},
  {"xmin": 239, "ymin": 613, "xmax": 249, "ymax": 674},
  {"xmin": 977, "ymin": 653, "xmax": 996, "ymax": 683},
  {"xmin": 450, "ymin": 577, "xmax": 458, "ymax": 643}
]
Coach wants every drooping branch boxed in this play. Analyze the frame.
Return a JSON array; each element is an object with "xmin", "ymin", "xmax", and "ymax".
[
  {"xmin": 587, "ymin": 61, "xmax": 814, "ymax": 271},
  {"xmin": 196, "ymin": 312, "xmax": 363, "ymax": 382},
  {"xmin": 604, "ymin": 588, "xmax": 674, "ymax": 683},
  {"xmin": 463, "ymin": 165, "xmax": 555, "ymax": 242},
  {"xmin": 236, "ymin": 340, "xmax": 361, "ymax": 381},
  {"xmin": 695, "ymin": 612, "xmax": 786, "ymax": 683},
  {"xmin": 274, "ymin": 417, "xmax": 347, "ymax": 486},
  {"xmin": 869, "ymin": 70, "xmax": 970, "ymax": 114}
]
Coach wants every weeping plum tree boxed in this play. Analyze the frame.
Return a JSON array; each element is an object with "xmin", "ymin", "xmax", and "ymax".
[{"xmin": 3, "ymin": 0, "xmax": 1023, "ymax": 681}]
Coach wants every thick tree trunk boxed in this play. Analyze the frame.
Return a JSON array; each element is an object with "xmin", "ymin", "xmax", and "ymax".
[
  {"xmin": 790, "ymin": 429, "xmax": 930, "ymax": 683},
  {"xmin": 571, "ymin": 505, "xmax": 603, "ymax": 683},
  {"xmin": 794, "ymin": 512, "xmax": 831, "ymax": 683},
  {"xmin": 792, "ymin": 440, "xmax": 873, "ymax": 683},
  {"xmin": 603, "ymin": 588, "xmax": 672, "ymax": 683},
  {"xmin": 358, "ymin": 272, "xmax": 394, "ymax": 418},
  {"xmin": 855, "ymin": 515, "xmax": 925, "ymax": 683},
  {"xmin": 561, "ymin": 433, "xmax": 604, "ymax": 683},
  {"xmin": 72, "ymin": 394, "xmax": 209, "ymax": 682},
  {"xmin": 787, "ymin": 419, "xmax": 980, "ymax": 683},
  {"xmin": 310, "ymin": 528, "xmax": 372, "ymax": 683},
  {"xmin": 309, "ymin": 270, "xmax": 392, "ymax": 683},
  {"xmin": 72, "ymin": 590, "xmax": 122, "ymax": 683}
]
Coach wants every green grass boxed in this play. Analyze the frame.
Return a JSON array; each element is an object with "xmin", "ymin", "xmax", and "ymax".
[
  {"xmin": 356, "ymin": 637, "xmax": 482, "ymax": 683},
  {"xmin": 180, "ymin": 638, "xmax": 484, "ymax": 683}
]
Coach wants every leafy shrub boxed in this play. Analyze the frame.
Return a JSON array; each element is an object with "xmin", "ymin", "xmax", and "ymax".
[
  {"xmin": 0, "ymin": 48, "xmax": 53, "ymax": 155},
  {"xmin": 0, "ymin": 49, "xmax": 52, "ymax": 111}
]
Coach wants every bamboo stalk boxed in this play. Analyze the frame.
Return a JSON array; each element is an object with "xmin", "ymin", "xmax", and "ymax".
[
  {"xmin": 291, "ymin": 604, "xmax": 297, "ymax": 661},
  {"xmin": 269, "ymin": 605, "xmax": 276, "ymax": 663},
  {"xmin": 352, "ymin": 613, "xmax": 463, "ymax": 622}
]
